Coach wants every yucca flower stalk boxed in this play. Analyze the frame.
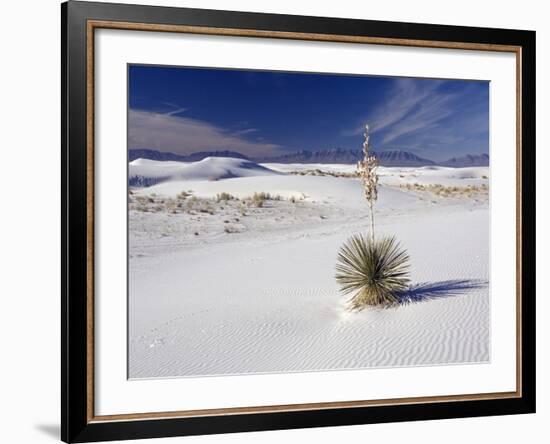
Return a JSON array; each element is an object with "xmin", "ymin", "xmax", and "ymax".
[{"xmin": 357, "ymin": 124, "xmax": 379, "ymax": 243}]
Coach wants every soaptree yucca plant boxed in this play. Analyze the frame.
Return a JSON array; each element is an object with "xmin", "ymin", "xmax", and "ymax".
[
  {"xmin": 335, "ymin": 124, "xmax": 411, "ymax": 309},
  {"xmin": 335, "ymin": 234, "xmax": 410, "ymax": 308}
]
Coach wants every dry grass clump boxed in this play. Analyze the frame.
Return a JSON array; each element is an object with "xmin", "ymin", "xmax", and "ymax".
[
  {"xmin": 216, "ymin": 192, "xmax": 235, "ymax": 202},
  {"xmin": 290, "ymin": 169, "xmax": 358, "ymax": 178},
  {"xmin": 177, "ymin": 190, "xmax": 192, "ymax": 200},
  {"xmin": 251, "ymin": 192, "xmax": 267, "ymax": 207},
  {"xmin": 335, "ymin": 235, "xmax": 410, "ymax": 309},
  {"xmin": 184, "ymin": 196, "xmax": 216, "ymax": 215},
  {"xmin": 163, "ymin": 197, "xmax": 177, "ymax": 213},
  {"xmin": 132, "ymin": 195, "xmax": 152, "ymax": 212},
  {"xmin": 249, "ymin": 192, "xmax": 281, "ymax": 207},
  {"xmin": 399, "ymin": 182, "xmax": 488, "ymax": 198},
  {"xmin": 132, "ymin": 192, "xmax": 194, "ymax": 213}
]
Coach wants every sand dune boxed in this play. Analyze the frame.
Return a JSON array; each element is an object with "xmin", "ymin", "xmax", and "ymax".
[
  {"xmin": 379, "ymin": 165, "xmax": 490, "ymax": 187},
  {"xmin": 129, "ymin": 156, "xmax": 280, "ymax": 186}
]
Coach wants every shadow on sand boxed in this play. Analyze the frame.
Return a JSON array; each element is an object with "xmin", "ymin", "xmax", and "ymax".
[{"xmin": 396, "ymin": 279, "xmax": 488, "ymax": 305}]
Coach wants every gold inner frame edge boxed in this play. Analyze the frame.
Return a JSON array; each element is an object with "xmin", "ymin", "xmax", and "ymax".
[{"xmin": 85, "ymin": 19, "xmax": 523, "ymax": 423}]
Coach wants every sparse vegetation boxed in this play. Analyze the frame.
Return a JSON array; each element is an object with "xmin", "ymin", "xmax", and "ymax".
[
  {"xmin": 249, "ymin": 192, "xmax": 282, "ymax": 207},
  {"xmin": 164, "ymin": 198, "xmax": 177, "ymax": 213},
  {"xmin": 290, "ymin": 169, "xmax": 358, "ymax": 178},
  {"xmin": 216, "ymin": 192, "xmax": 235, "ymax": 202},
  {"xmin": 177, "ymin": 190, "xmax": 192, "ymax": 200},
  {"xmin": 129, "ymin": 190, "xmax": 299, "ymax": 217},
  {"xmin": 251, "ymin": 192, "xmax": 266, "ymax": 207},
  {"xmin": 398, "ymin": 182, "xmax": 488, "ymax": 198}
]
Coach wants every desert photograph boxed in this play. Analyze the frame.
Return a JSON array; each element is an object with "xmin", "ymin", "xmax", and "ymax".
[{"xmin": 127, "ymin": 65, "xmax": 490, "ymax": 379}]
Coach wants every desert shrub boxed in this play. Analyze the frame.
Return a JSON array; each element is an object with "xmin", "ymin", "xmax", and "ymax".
[
  {"xmin": 216, "ymin": 192, "xmax": 234, "ymax": 202},
  {"xmin": 399, "ymin": 182, "xmax": 488, "ymax": 198},
  {"xmin": 184, "ymin": 196, "xmax": 216, "ymax": 215},
  {"xmin": 185, "ymin": 196, "xmax": 199, "ymax": 212},
  {"xmin": 249, "ymin": 192, "xmax": 282, "ymax": 207},
  {"xmin": 177, "ymin": 191, "xmax": 191, "ymax": 200},
  {"xmin": 199, "ymin": 205, "xmax": 215, "ymax": 215},
  {"xmin": 251, "ymin": 192, "xmax": 267, "ymax": 207},
  {"xmin": 289, "ymin": 169, "xmax": 357, "ymax": 178},
  {"xmin": 164, "ymin": 197, "xmax": 176, "ymax": 208},
  {"xmin": 335, "ymin": 234, "xmax": 410, "ymax": 309}
]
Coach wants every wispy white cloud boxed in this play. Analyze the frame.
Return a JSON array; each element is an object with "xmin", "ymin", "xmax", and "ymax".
[
  {"xmin": 164, "ymin": 107, "xmax": 188, "ymax": 116},
  {"xmin": 161, "ymin": 102, "xmax": 188, "ymax": 116},
  {"xmin": 128, "ymin": 109, "xmax": 281, "ymax": 157},
  {"xmin": 378, "ymin": 91, "xmax": 454, "ymax": 145},
  {"xmin": 231, "ymin": 128, "xmax": 259, "ymax": 136},
  {"xmin": 342, "ymin": 78, "xmax": 488, "ymax": 160},
  {"xmin": 342, "ymin": 78, "xmax": 442, "ymax": 137}
]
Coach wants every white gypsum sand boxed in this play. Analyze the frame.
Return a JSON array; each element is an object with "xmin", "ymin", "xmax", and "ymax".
[{"xmin": 128, "ymin": 157, "xmax": 490, "ymax": 378}]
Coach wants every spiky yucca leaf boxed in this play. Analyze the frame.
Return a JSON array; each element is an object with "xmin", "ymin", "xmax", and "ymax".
[{"xmin": 335, "ymin": 234, "xmax": 410, "ymax": 309}]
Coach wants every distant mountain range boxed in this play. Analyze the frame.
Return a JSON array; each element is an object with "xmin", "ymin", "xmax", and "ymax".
[
  {"xmin": 129, "ymin": 148, "xmax": 489, "ymax": 167},
  {"xmin": 439, "ymin": 153, "xmax": 489, "ymax": 167},
  {"xmin": 252, "ymin": 148, "xmax": 363, "ymax": 164},
  {"xmin": 128, "ymin": 149, "xmax": 249, "ymax": 163}
]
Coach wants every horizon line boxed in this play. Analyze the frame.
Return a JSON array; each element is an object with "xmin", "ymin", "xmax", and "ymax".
[{"xmin": 128, "ymin": 147, "xmax": 490, "ymax": 162}]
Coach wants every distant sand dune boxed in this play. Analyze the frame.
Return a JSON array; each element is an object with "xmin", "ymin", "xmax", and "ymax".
[{"xmin": 129, "ymin": 156, "xmax": 280, "ymax": 186}]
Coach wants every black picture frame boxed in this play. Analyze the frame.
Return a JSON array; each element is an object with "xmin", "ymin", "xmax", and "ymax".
[{"xmin": 62, "ymin": 1, "xmax": 536, "ymax": 442}]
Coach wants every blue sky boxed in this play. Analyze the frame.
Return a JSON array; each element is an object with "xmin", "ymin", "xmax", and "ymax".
[{"xmin": 128, "ymin": 65, "xmax": 489, "ymax": 161}]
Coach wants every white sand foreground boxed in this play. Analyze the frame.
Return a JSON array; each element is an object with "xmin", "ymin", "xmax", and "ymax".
[{"xmin": 128, "ymin": 159, "xmax": 490, "ymax": 378}]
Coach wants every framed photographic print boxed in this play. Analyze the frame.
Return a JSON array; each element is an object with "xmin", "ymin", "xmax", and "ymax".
[{"xmin": 61, "ymin": 1, "xmax": 536, "ymax": 442}]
